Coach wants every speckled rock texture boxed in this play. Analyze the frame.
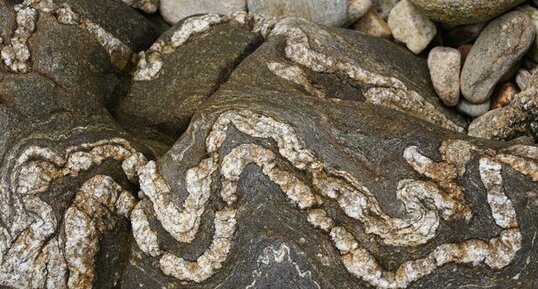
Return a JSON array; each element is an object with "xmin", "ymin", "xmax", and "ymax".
[
  {"xmin": 1, "ymin": 2, "xmax": 538, "ymax": 289},
  {"xmin": 247, "ymin": 0, "xmax": 371, "ymax": 27},
  {"xmin": 427, "ymin": 47, "xmax": 461, "ymax": 107},
  {"xmin": 410, "ymin": 0, "xmax": 526, "ymax": 25},
  {"xmin": 460, "ymin": 11, "xmax": 535, "ymax": 104},
  {"xmin": 119, "ymin": 21, "xmax": 538, "ymax": 285}
]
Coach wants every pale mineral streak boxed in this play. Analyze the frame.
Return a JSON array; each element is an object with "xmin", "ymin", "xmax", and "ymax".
[
  {"xmin": 267, "ymin": 62, "xmax": 326, "ymax": 98},
  {"xmin": 270, "ymin": 23, "xmax": 465, "ymax": 132},
  {"xmin": 55, "ymin": 5, "xmax": 132, "ymax": 69},
  {"xmin": 131, "ymin": 200, "xmax": 162, "ymax": 257},
  {"xmin": 159, "ymin": 208, "xmax": 237, "ymax": 283},
  {"xmin": 331, "ymin": 156, "xmax": 522, "ymax": 288},
  {"xmin": 133, "ymin": 12, "xmax": 275, "ymax": 81}
]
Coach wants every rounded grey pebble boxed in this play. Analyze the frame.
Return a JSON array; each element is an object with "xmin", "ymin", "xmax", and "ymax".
[
  {"xmin": 410, "ymin": 0, "xmax": 526, "ymax": 25},
  {"xmin": 457, "ymin": 99, "xmax": 491, "ymax": 117},
  {"xmin": 460, "ymin": 11, "xmax": 535, "ymax": 104},
  {"xmin": 427, "ymin": 47, "xmax": 461, "ymax": 107}
]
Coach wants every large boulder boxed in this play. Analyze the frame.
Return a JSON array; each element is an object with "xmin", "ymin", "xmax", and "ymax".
[
  {"xmin": 1, "ymin": 10, "xmax": 537, "ymax": 289},
  {"xmin": 121, "ymin": 64, "xmax": 538, "ymax": 288}
]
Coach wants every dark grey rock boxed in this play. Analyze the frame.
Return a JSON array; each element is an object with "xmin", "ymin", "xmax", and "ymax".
[
  {"xmin": 233, "ymin": 17, "xmax": 464, "ymax": 132},
  {"xmin": 121, "ymin": 62, "xmax": 538, "ymax": 288},
  {"xmin": 1, "ymin": 9, "xmax": 537, "ymax": 289},
  {"xmin": 0, "ymin": 0, "xmax": 160, "ymax": 106},
  {"xmin": 0, "ymin": 71, "xmax": 152, "ymax": 289},
  {"xmin": 117, "ymin": 14, "xmax": 266, "ymax": 148},
  {"xmin": 461, "ymin": 11, "xmax": 535, "ymax": 104}
]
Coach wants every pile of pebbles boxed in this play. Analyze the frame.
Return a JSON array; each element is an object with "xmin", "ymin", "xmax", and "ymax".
[{"xmin": 136, "ymin": 0, "xmax": 538, "ymax": 131}]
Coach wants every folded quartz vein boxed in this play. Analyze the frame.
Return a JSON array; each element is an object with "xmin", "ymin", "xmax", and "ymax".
[{"xmin": 0, "ymin": 4, "xmax": 537, "ymax": 289}]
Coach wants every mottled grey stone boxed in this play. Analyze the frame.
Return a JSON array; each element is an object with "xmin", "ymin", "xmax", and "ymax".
[
  {"xmin": 410, "ymin": 0, "xmax": 526, "ymax": 25},
  {"xmin": 461, "ymin": 11, "xmax": 535, "ymax": 103},
  {"xmin": 121, "ymin": 63, "xmax": 538, "ymax": 289},
  {"xmin": 0, "ymin": 0, "xmax": 159, "ymax": 106},
  {"xmin": 427, "ymin": 47, "xmax": 461, "ymax": 107},
  {"xmin": 388, "ymin": 0, "xmax": 436, "ymax": 54}
]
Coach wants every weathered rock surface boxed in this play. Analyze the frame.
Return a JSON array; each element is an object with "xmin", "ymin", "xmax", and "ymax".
[
  {"xmin": 469, "ymin": 71, "xmax": 538, "ymax": 141},
  {"xmin": 0, "ymin": 71, "xmax": 152, "ymax": 289},
  {"xmin": 388, "ymin": 0, "xmax": 436, "ymax": 54},
  {"xmin": 160, "ymin": 0, "xmax": 246, "ymax": 24},
  {"xmin": 247, "ymin": 0, "xmax": 371, "ymax": 27},
  {"xmin": 427, "ymin": 47, "xmax": 461, "ymax": 107},
  {"xmin": 1, "ymin": 5, "xmax": 538, "ymax": 289},
  {"xmin": 241, "ymin": 18, "xmax": 464, "ymax": 132},
  {"xmin": 119, "ymin": 16, "xmax": 465, "ymax": 152},
  {"xmin": 120, "ymin": 52, "xmax": 538, "ymax": 288},
  {"xmin": 410, "ymin": 0, "xmax": 526, "ymax": 25},
  {"xmin": 461, "ymin": 11, "xmax": 535, "ymax": 104},
  {"xmin": 117, "ymin": 13, "xmax": 269, "ymax": 149},
  {"xmin": 517, "ymin": 5, "xmax": 538, "ymax": 63}
]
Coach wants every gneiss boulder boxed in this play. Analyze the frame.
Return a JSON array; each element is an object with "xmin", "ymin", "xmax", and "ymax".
[
  {"xmin": 1, "ymin": 8, "xmax": 537, "ymax": 289},
  {"xmin": 238, "ymin": 18, "xmax": 465, "ymax": 132},
  {"xmin": 121, "ymin": 59, "xmax": 538, "ymax": 288}
]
